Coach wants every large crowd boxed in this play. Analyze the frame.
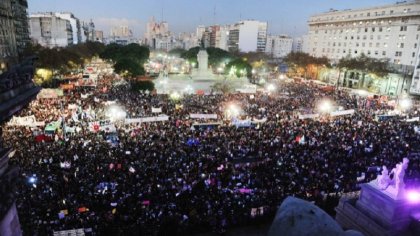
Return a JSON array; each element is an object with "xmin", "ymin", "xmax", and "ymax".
[{"xmin": 2, "ymin": 74, "xmax": 420, "ymax": 235}]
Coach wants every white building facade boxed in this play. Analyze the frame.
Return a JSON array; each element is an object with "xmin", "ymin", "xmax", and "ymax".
[
  {"xmin": 54, "ymin": 12, "xmax": 81, "ymax": 44},
  {"xmin": 306, "ymin": 0, "xmax": 420, "ymax": 95},
  {"xmin": 265, "ymin": 35, "xmax": 293, "ymax": 58},
  {"xmin": 29, "ymin": 13, "xmax": 73, "ymax": 48},
  {"xmin": 228, "ymin": 20, "xmax": 267, "ymax": 53}
]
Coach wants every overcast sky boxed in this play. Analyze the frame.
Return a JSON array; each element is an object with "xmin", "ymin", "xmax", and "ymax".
[{"xmin": 29, "ymin": 0, "xmax": 399, "ymax": 37}]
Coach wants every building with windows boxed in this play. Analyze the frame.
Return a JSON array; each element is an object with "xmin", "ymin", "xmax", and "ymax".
[
  {"xmin": 0, "ymin": 0, "xmax": 30, "ymax": 72},
  {"xmin": 292, "ymin": 37, "xmax": 304, "ymax": 52},
  {"xmin": 29, "ymin": 13, "xmax": 74, "ymax": 48},
  {"xmin": 306, "ymin": 0, "xmax": 420, "ymax": 95},
  {"xmin": 265, "ymin": 35, "xmax": 293, "ymax": 58},
  {"xmin": 54, "ymin": 12, "xmax": 81, "ymax": 44},
  {"xmin": 228, "ymin": 20, "xmax": 267, "ymax": 53}
]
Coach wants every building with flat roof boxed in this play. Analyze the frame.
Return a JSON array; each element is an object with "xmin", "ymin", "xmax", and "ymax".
[{"xmin": 306, "ymin": 0, "xmax": 420, "ymax": 95}]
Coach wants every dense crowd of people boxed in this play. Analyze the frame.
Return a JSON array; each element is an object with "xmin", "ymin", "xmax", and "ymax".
[{"xmin": 2, "ymin": 74, "xmax": 420, "ymax": 235}]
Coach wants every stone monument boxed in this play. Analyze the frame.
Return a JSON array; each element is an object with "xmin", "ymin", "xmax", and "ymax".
[
  {"xmin": 190, "ymin": 49, "xmax": 216, "ymax": 81},
  {"xmin": 336, "ymin": 157, "xmax": 420, "ymax": 236}
]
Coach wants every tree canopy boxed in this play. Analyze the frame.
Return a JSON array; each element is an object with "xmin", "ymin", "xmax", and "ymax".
[
  {"xmin": 337, "ymin": 54, "xmax": 389, "ymax": 77},
  {"xmin": 22, "ymin": 42, "xmax": 106, "ymax": 74},
  {"xmin": 225, "ymin": 58, "xmax": 252, "ymax": 77},
  {"xmin": 100, "ymin": 43, "xmax": 150, "ymax": 77}
]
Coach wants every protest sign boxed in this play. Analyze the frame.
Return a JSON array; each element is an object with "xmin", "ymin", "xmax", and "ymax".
[{"xmin": 189, "ymin": 114, "xmax": 218, "ymax": 119}]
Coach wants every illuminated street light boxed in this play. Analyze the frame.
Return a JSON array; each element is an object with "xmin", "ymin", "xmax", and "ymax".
[
  {"xmin": 106, "ymin": 105, "xmax": 127, "ymax": 121},
  {"xmin": 318, "ymin": 99, "xmax": 333, "ymax": 113},
  {"xmin": 399, "ymin": 97, "xmax": 412, "ymax": 111},
  {"xmin": 266, "ymin": 83, "xmax": 276, "ymax": 93},
  {"xmin": 170, "ymin": 91, "xmax": 181, "ymax": 100},
  {"xmin": 225, "ymin": 103, "xmax": 241, "ymax": 119}
]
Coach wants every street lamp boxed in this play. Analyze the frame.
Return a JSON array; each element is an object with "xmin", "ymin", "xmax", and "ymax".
[
  {"xmin": 225, "ymin": 103, "xmax": 241, "ymax": 119},
  {"xmin": 266, "ymin": 83, "xmax": 276, "ymax": 93},
  {"xmin": 318, "ymin": 99, "xmax": 333, "ymax": 113},
  {"xmin": 399, "ymin": 97, "xmax": 412, "ymax": 111}
]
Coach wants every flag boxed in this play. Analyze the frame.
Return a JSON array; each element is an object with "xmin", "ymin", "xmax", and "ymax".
[{"xmin": 299, "ymin": 135, "xmax": 305, "ymax": 144}]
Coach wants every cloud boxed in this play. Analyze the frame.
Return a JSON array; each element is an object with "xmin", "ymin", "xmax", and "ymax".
[{"xmin": 93, "ymin": 17, "xmax": 144, "ymax": 37}]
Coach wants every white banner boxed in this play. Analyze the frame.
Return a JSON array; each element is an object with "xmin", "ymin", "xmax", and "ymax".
[
  {"xmin": 235, "ymin": 85, "xmax": 257, "ymax": 94},
  {"xmin": 330, "ymin": 109, "xmax": 355, "ymax": 117},
  {"xmin": 298, "ymin": 114, "xmax": 320, "ymax": 120},
  {"xmin": 232, "ymin": 119, "xmax": 252, "ymax": 128},
  {"xmin": 252, "ymin": 117, "xmax": 267, "ymax": 123},
  {"xmin": 152, "ymin": 107, "xmax": 162, "ymax": 113},
  {"xmin": 68, "ymin": 104, "xmax": 78, "ymax": 110},
  {"xmin": 7, "ymin": 116, "xmax": 45, "ymax": 127},
  {"xmin": 406, "ymin": 117, "xmax": 419, "ymax": 122},
  {"xmin": 189, "ymin": 114, "xmax": 218, "ymax": 119},
  {"xmin": 125, "ymin": 115, "xmax": 169, "ymax": 124}
]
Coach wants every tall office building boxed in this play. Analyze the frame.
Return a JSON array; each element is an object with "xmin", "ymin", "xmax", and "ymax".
[
  {"xmin": 265, "ymin": 35, "xmax": 293, "ymax": 58},
  {"xmin": 29, "ymin": 13, "xmax": 73, "ymax": 48},
  {"xmin": 228, "ymin": 20, "xmax": 267, "ymax": 53},
  {"xmin": 145, "ymin": 17, "xmax": 169, "ymax": 49},
  {"xmin": 54, "ymin": 12, "xmax": 81, "ymax": 44}
]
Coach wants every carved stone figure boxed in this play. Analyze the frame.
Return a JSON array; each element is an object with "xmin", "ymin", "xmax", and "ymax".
[
  {"xmin": 395, "ymin": 158, "xmax": 409, "ymax": 199},
  {"xmin": 376, "ymin": 165, "xmax": 391, "ymax": 190}
]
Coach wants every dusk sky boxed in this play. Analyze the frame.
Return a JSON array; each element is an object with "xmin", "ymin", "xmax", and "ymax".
[{"xmin": 29, "ymin": 0, "xmax": 398, "ymax": 37}]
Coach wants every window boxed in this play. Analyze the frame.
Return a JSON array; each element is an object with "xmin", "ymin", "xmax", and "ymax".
[
  {"xmin": 367, "ymin": 50, "xmax": 371, "ymax": 55},
  {"xmin": 395, "ymin": 51, "xmax": 402, "ymax": 57},
  {"xmin": 413, "ymin": 52, "xmax": 416, "ymax": 58},
  {"xmin": 400, "ymin": 26, "xmax": 407, "ymax": 31},
  {"xmin": 382, "ymin": 51, "xmax": 386, "ymax": 56},
  {"xmin": 365, "ymin": 28, "xmax": 368, "ymax": 32},
  {"xmin": 354, "ymin": 50, "xmax": 358, "ymax": 54},
  {"xmin": 375, "ymin": 51, "xmax": 378, "ymax": 55},
  {"xmin": 367, "ymin": 12, "xmax": 370, "ymax": 16},
  {"xmin": 379, "ymin": 27, "xmax": 383, "ymax": 32},
  {"xmin": 415, "ymin": 43, "xmax": 418, "ymax": 49},
  {"xmin": 376, "ymin": 43, "xmax": 380, "ymax": 48},
  {"xmin": 372, "ymin": 27, "xmax": 375, "ymax": 32},
  {"xmin": 390, "ymin": 10, "xmax": 394, "ymax": 14},
  {"xmin": 377, "ymin": 35, "xmax": 381, "ymax": 40}
]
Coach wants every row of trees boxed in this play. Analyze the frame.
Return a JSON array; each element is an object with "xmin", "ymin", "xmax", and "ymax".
[
  {"xmin": 336, "ymin": 54, "xmax": 389, "ymax": 88},
  {"xmin": 284, "ymin": 52, "xmax": 390, "ymax": 89},
  {"xmin": 284, "ymin": 52, "xmax": 330, "ymax": 79},
  {"xmin": 22, "ymin": 41, "xmax": 106, "ymax": 75},
  {"xmin": 100, "ymin": 43, "xmax": 150, "ymax": 77}
]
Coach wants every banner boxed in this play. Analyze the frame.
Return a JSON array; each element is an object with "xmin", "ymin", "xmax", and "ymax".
[
  {"xmin": 330, "ymin": 109, "xmax": 355, "ymax": 117},
  {"xmin": 232, "ymin": 119, "xmax": 252, "ymax": 128},
  {"xmin": 152, "ymin": 107, "xmax": 162, "ymax": 113},
  {"xmin": 189, "ymin": 114, "xmax": 218, "ymax": 119},
  {"xmin": 38, "ymin": 89, "xmax": 64, "ymax": 99},
  {"xmin": 252, "ymin": 117, "xmax": 267, "ymax": 123},
  {"xmin": 60, "ymin": 84, "xmax": 75, "ymax": 90},
  {"xmin": 406, "ymin": 117, "xmax": 419, "ymax": 122},
  {"xmin": 298, "ymin": 114, "xmax": 319, "ymax": 120},
  {"xmin": 89, "ymin": 120, "xmax": 116, "ymax": 132},
  {"xmin": 68, "ymin": 104, "xmax": 78, "ymax": 110},
  {"xmin": 7, "ymin": 116, "xmax": 45, "ymax": 127},
  {"xmin": 125, "ymin": 115, "xmax": 169, "ymax": 124},
  {"xmin": 235, "ymin": 85, "xmax": 257, "ymax": 94}
]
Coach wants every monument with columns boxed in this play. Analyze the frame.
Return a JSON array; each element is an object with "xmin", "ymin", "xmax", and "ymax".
[{"xmin": 336, "ymin": 158, "xmax": 420, "ymax": 236}]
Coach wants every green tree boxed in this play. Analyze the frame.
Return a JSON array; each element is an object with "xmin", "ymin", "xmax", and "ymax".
[
  {"xmin": 168, "ymin": 48, "xmax": 187, "ymax": 57},
  {"xmin": 225, "ymin": 58, "xmax": 252, "ymax": 77},
  {"xmin": 130, "ymin": 80, "xmax": 155, "ymax": 91},
  {"xmin": 114, "ymin": 58, "xmax": 145, "ymax": 77}
]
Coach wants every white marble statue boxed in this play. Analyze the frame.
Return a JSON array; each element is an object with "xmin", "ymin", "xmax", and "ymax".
[
  {"xmin": 376, "ymin": 165, "xmax": 391, "ymax": 190},
  {"xmin": 395, "ymin": 158, "xmax": 409, "ymax": 199}
]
